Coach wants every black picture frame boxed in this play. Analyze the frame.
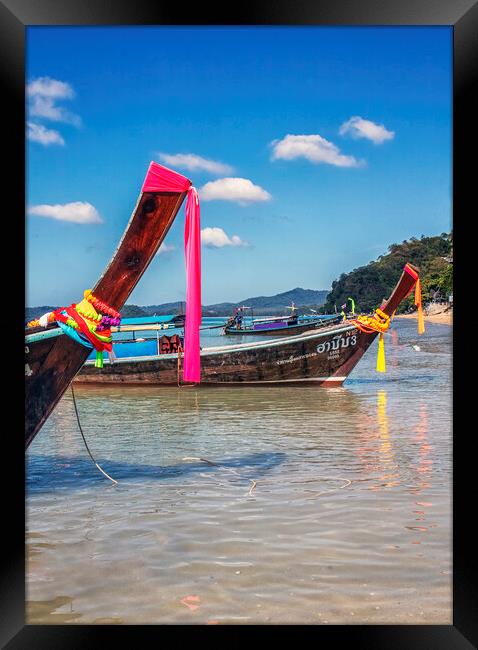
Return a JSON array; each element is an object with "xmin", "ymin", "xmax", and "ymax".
[{"xmin": 4, "ymin": 0, "xmax": 475, "ymax": 646}]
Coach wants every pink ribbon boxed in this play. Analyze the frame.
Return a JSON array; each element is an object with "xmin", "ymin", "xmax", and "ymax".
[
  {"xmin": 142, "ymin": 161, "xmax": 202, "ymax": 382},
  {"xmin": 183, "ymin": 187, "xmax": 201, "ymax": 382}
]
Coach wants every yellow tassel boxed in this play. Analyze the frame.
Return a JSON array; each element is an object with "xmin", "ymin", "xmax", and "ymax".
[
  {"xmin": 417, "ymin": 304, "xmax": 425, "ymax": 335},
  {"xmin": 376, "ymin": 332, "xmax": 386, "ymax": 372},
  {"xmin": 414, "ymin": 278, "xmax": 425, "ymax": 335}
]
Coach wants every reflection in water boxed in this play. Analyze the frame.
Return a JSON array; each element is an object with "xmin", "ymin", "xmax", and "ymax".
[
  {"xmin": 412, "ymin": 402, "xmax": 432, "ymax": 492},
  {"xmin": 406, "ymin": 402, "xmax": 433, "ymax": 540},
  {"xmin": 354, "ymin": 393, "xmax": 438, "ymax": 546},
  {"xmin": 354, "ymin": 390, "xmax": 399, "ymax": 490},
  {"xmin": 355, "ymin": 394, "xmax": 433, "ymax": 496},
  {"xmin": 376, "ymin": 390, "xmax": 399, "ymax": 489}
]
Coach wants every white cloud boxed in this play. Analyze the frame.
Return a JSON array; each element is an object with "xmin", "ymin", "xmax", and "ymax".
[
  {"xmin": 27, "ymin": 76, "xmax": 81, "ymax": 127},
  {"xmin": 27, "ymin": 77, "xmax": 75, "ymax": 100},
  {"xmin": 158, "ymin": 153, "xmax": 234, "ymax": 175},
  {"xmin": 28, "ymin": 202, "xmax": 102, "ymax": 224},
  {"xmin": 29, "ymin": 96, "xmax": 81, "ymax": 126},
  {"xmin": 157, "ymin": 243, "xmax": 176, "ymax": 255},
  {"xmin": 339, "ymin": 116, "xmax": 395, "ymax": 144},
  {"xmin": 201, "ymin": 227, "xmax": 248, "ymax": 248},
  {"xmin": 270, "ymin": 134, "xmax": 362, "ymax": 167},
  {"xmin": 199, "ymin": 178, "xmax": 271, "ymax": 205},
  {"xmin": 27, "ymin": 122, "xmax": 65, "ymax": 146}
]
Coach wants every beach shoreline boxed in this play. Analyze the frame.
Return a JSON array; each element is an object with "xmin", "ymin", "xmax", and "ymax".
[{"xmin": 395, "ymin": 309, "xmax": 452, "ymax": 326}]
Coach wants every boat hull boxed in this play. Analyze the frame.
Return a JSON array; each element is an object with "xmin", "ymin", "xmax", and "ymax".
[{"xmin": 76, "ymin": 322, "xmax": 374, "ymax": 386}]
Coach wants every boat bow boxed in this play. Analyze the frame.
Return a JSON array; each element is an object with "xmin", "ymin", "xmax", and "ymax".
[{"xmin": 25, "ymin": 162, "xmax": 191, "ymax": 448}]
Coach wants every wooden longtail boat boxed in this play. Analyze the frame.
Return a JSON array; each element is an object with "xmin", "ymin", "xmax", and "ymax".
[
  {"xmin": 224, "ymin": 314, "xmax": 342, "ymax": 336},
  {"xmin": 25, "ymin": 162, "xmax": 189, "ymax": 448},
  {"xmin": 76, "ymin": 263, "xmax": 420, "ymax": 387}
]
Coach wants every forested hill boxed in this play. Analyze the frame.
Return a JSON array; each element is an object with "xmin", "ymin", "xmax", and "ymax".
[{"xmin": 323, "ymin": 233, "xmax": 453, "ymax": 314}]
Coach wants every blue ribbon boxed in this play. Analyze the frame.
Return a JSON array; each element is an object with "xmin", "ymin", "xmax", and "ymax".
[{"xmin": 57, "ymin": 318, "xmax": 93, "ymax": 349}]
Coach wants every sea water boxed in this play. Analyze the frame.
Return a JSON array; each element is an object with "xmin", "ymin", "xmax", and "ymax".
[{"xmin": 26, "ymin": 318, "xmax": 452, "ymax": 624}]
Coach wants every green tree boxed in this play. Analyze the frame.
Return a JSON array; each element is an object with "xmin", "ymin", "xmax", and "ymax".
[{"xmin": 324, "ymin": 233, "xmax": 452, "ymax": 314}]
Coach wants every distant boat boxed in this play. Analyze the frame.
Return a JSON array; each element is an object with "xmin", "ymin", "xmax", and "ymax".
[
  {"xmin": 224, "ymin": 314, "xmax": 341, "ymax": 336},
  {"xmin": 223, "ymin": 303, "xmax": 340, "ymax": 335},
  {"xmin": 25, "ymin": 161, "xmax": 191, "ymax": 449},
  {"xmin": 76, "ymin": 264, "xmax": 420, "ymax": 387},
  {"xmin": 170, "ymin": 312, "xmax": 186, "ymax": 327}
]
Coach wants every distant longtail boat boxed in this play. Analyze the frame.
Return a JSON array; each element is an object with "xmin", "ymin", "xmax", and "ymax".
[{"xmin": 223, "ymin": 302, "xmax": 341, "ymax": 336}]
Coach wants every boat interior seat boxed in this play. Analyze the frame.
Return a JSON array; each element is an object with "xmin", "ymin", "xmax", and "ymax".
[
  {"xmin": 169, "ymin": 334, "xmax": 182, "ymax": 352},
  {"xmin": 159, "ymin": 334, "xmax": 183, "ymax": 354}
]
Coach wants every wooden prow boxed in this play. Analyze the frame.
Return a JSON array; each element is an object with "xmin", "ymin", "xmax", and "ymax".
[
  {"xmin": 25, "ymin": 172, "xmax": 189, "ymax": 449},
  {"xmin": 381, "ymin": 263, "xmax": 420, "ymax": 317},
  {"xmin": 330, "ymin": 263, "xmax": 422, "ymax": 381}
]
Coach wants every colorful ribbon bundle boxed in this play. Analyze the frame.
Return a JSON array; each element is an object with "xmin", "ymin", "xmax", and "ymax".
[
  {"xmin": 351, "ymin": 308, "xmax": 392, "ymax": 372},
  {"xmin": 27, "ymin": 290, "xmax": 121, "ymax": 368}
]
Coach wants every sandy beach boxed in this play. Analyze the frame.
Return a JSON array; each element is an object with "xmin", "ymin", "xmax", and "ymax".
[{"xmin": 395, "ymin": 307, "xmax": 452, "ymax": 326}]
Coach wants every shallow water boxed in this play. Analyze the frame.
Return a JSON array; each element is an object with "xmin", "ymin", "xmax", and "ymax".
[{"xmin": 26, "ymin": 318, "xmax": 452, "ymax": 624}]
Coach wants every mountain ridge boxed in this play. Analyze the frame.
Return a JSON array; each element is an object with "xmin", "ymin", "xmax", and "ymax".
[{"xmin": 25, "ymin": 287, "xmax": 329, "ymax": 320}]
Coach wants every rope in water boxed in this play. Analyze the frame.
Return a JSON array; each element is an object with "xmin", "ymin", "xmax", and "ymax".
[
  {"xmin": 182, "ymin": 456, "xmax": 257, "ymax": 495},
  {"xmin": 70, "ymin": 384, "xmax": 118, "ymax": 485},
  {"xmin": 182, "ymin": 457, "xmax": 353, "ymax": 498}
]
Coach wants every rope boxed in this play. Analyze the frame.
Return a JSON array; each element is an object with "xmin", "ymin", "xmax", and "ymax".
[
  {"xmin": 70, "ymin": 384, "xmax": 118, "ymax": 485},
  {"xmin": 177, "ymin": 343, "xmax": 183, "ymax": 387},
  {"xmin": 182, "ymin": 456, "xmax": 257, "ymax": 495},
  {"xmin": 351, "ymin": 307, "xmax": 391, "ymax": 334},
  {"xmin": 181, "ymin": 457, "xmax": 352, "ymax": 499}
]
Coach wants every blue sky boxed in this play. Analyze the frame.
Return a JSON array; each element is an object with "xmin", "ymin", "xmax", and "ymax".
[{"xmin": 26, "ymin": 26, "xmax": 451, "ymax": 307}]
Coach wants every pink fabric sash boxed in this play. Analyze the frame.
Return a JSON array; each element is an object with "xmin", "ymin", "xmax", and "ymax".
[
  {"xmin": 183, "ymin": 187, "xmax": 201, "ymax": 382},
  {"xmin": 142, "ymin": 162, "xmax": 202, "ymax": 382}
]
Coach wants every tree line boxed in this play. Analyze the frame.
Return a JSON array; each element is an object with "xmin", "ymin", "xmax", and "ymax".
[{"xmin": 322, "ymin": 232, "xmax": 453, "ymax": 315}]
